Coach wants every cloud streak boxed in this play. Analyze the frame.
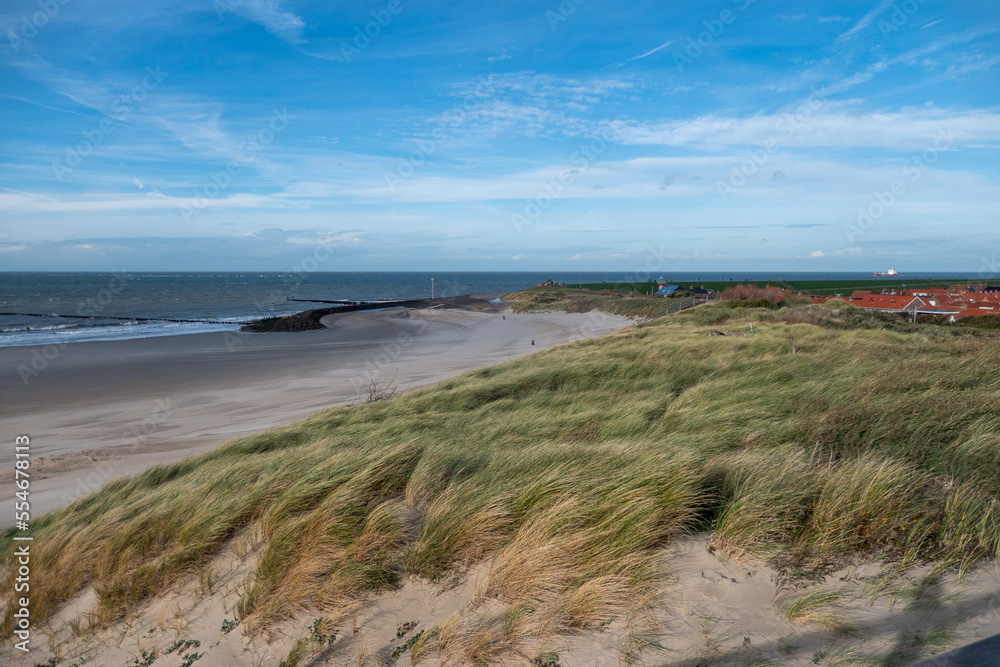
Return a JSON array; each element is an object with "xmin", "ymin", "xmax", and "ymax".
[
  {"xmin": 223, "ymin": 0, "xmax": 306, "ymax": 45},
  {"xmin": 625, "ymin": 39, "xmax": 675, "ymax": 62},
  {"xmin": 836, "ymin": 0, "xmax": 894, "ymax": 42},
  {"xmin": 614, "ymin": 107, "xmax": 1000, "ymax": 150}
]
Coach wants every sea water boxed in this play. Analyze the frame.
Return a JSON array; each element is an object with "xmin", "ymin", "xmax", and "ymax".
[{"xmin": 0, "ymin": 271, "xmax": 983, "ymax": 348}]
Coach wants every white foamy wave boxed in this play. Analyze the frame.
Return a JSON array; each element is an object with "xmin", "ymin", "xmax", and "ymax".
[{"xmin": 0, "ymin": 321, "xmax": 242, "ymax": 348}]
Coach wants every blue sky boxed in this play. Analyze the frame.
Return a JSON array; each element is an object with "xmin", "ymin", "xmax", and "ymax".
[{"xmin": 1, "ymin": 0, "xmax": 998, "ymax": 272}]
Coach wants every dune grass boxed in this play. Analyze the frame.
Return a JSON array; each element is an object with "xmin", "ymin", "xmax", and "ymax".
[
  {"xmin": 3, "ymin": 298, "xmax": 999, "ymax": 661},
  {"xmin": 953, "ymin": 314, "xmax": 1000, "ymax": 331},
  {"xmin": 780, "ymin": 589, "xmax": 852, "ymax": 633},
  {"xmin": 504, "ymin": 286, "xmax": 696, "ymax": 318}
]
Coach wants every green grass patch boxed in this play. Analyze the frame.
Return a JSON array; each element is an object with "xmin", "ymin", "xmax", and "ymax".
[
  {"xmin": 503, "ymin": 286, "xmax": 692, "ymax": 318},
  {"xmin": 573, "ymin": 278, "xmax": 1000, "ymax": 297}
]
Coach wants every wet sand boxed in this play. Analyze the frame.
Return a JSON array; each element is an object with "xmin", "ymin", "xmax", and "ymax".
[{"xmin": 0, "ymin": 301, "xmax": 631, "ymax": 528}]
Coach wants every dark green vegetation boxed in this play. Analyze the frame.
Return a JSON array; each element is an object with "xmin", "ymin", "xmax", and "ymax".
[
  {"xmin": 953, "ymin": 314, "xmax": 1000, "ymax": 331},
  {"xmin": 778, "ymin": 279, "xmax": 1000, "ymax": 295},
  {"xmin": 507, "ymin": 286, "xmax": 703, "ymax": 318},
  {"xmin": 576, "ymin": 281, "xmax": 711, "ymax": 296},
  {"xmin": 3, "ymin": 297, "xmax": 999, "ymax": 664},
  {"xmin": 577, "ymin": 278, "xmax": 1000, "ymax": 296}
]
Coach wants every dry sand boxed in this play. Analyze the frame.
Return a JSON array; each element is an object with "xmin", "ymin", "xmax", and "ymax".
[
  {"xmin": 6, "ymin": 531, "xmax": 999, "ymax": 666},
  {"xmin": 0, "ymin": 301, "xmax": 630, "ymax": 529}
]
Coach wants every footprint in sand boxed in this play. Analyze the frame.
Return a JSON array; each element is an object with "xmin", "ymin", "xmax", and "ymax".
[{"xmin": 701, "ymin": 569, "xmax": 739, "ymax": 584}]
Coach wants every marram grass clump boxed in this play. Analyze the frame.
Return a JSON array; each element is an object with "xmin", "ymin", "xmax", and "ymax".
[
  {"xmin": 503, "ymin": 285, "xmax": 686, "ymax": 318},
  {"xmin": 3, "ymin": 298, "xmax": 999, "ymax": 663}
]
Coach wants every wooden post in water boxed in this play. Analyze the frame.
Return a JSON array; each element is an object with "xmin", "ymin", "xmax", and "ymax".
[{"xmin": 431, "ymin": 278, "xmax": 435, "ymax": 300}]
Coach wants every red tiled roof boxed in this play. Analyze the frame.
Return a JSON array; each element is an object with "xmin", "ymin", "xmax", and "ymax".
[
  {"xmin": 958, "ymin": 307, "xmax": 1000, "ymax": 318},
  {"xmin": 858, "ymin": 294, "xmax": 922, "ymax": 311}
]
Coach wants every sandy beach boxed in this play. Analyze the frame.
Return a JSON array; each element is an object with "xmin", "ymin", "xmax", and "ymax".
[{"xmin": 0, "ymin": 298, "xmax": 631, "ymax": 529}]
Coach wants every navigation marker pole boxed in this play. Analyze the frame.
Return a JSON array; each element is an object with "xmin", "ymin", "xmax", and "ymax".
[{"xmin": 431, "ymin": 278, "xmax": 435, "ymax": 300}]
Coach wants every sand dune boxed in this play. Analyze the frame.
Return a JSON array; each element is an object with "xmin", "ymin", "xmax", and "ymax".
[
  {"xmin": 9, "ymin": 531, "xmax": 999, "ymax": 666},
  {"xmin": 5, "ymin": 300, "xmax": 999, "ymax": 666},
  {"xmin": 0, "ymin": 302, "xmax": 631, "ymax": 529}
]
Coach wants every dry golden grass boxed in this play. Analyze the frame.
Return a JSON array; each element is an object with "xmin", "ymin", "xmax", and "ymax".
[
  {"xmin": 780, "ymin": 589, "xmax": 852, "ymax": 633},
  {"xmin": 3, "ymin": 298, "xmax": 999, "ymax": 664}
]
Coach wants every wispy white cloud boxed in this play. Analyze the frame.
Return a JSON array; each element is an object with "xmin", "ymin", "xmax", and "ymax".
[
  {"xmin": 428, "ymin": 72, "xmax": 635, "ymax": 138},
  {"xmin": 0, "ymin": 93, "xmax": 93, "ymax": 119},
  {"xmin": 450, "ymin": 72, "xmax": 635, "ymax": 109},
  {"xmin": 930, "ymin": 54, "xmax": 1000, "ymax": 84},
  {"xmin": 274, "ymin": 230, "xmax": 363, "ymax": 246},
  {"xmin": 812, "ymin": 69, "xmax": 879, "ymax": 97},
  {"xmin": 836, "ymin": 0, "xmax": 894, "ymax": 42},
  {"xmin": 0, "ymin": 230, "xmax": 370, "ymax": 270},
  {"xmin": 227, "ymin": 0, "xmax": 306, "ymax": 45},
  {"xmin": 9, "ymin": 56, "xmax": 293, "ymax": 178},
  {"xmin": 625, "ymin": 40, "xmax": 675, "ymax": 62},
  {"xmin": 613, "ymin": 106, "xmax": 1000, "ymax": 150},
  {"xmin": 790, "ymin": 27, "xmax": 998, "ymax": 101},
  {"xmin": 0, "ymin": 190, "xmax": 283, "ymax": 213},
  {"xmin": 436, "ymin": 99, "xmax": 568, "ymax": 138},
  {"xmin": 890, "ymin": 28, "xmax": 1000, "ymax": 66}
]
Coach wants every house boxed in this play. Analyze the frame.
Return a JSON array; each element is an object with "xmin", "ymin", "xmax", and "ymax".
[
  {"xmin": 919, "ymin": 306, "xmax": 962, "ymax": 319},
  {"xmin": 857, "ymin": 294, "xmax": 925, "ymax": 316},
  {"xmin": 848, "ymin": 290, "xmax": 872, "ymax": 304},
  {"xmin": 905, "ymin": 287, "xmax": 949, "ymax": 297},
  {"xmin": 961, "ymin": 301, "xmax": 1000, "ymax": 317},
  {"xmin": 955, "ymin": 306, "xmax": 1000, "ymax": 321},
  {"xmin": 655, "ymin": 285, "xmax": 680, "ymax": 296},
  {"xmin": 785, "ymin": 284, "xmax": 1000, "ymax": 323}
]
